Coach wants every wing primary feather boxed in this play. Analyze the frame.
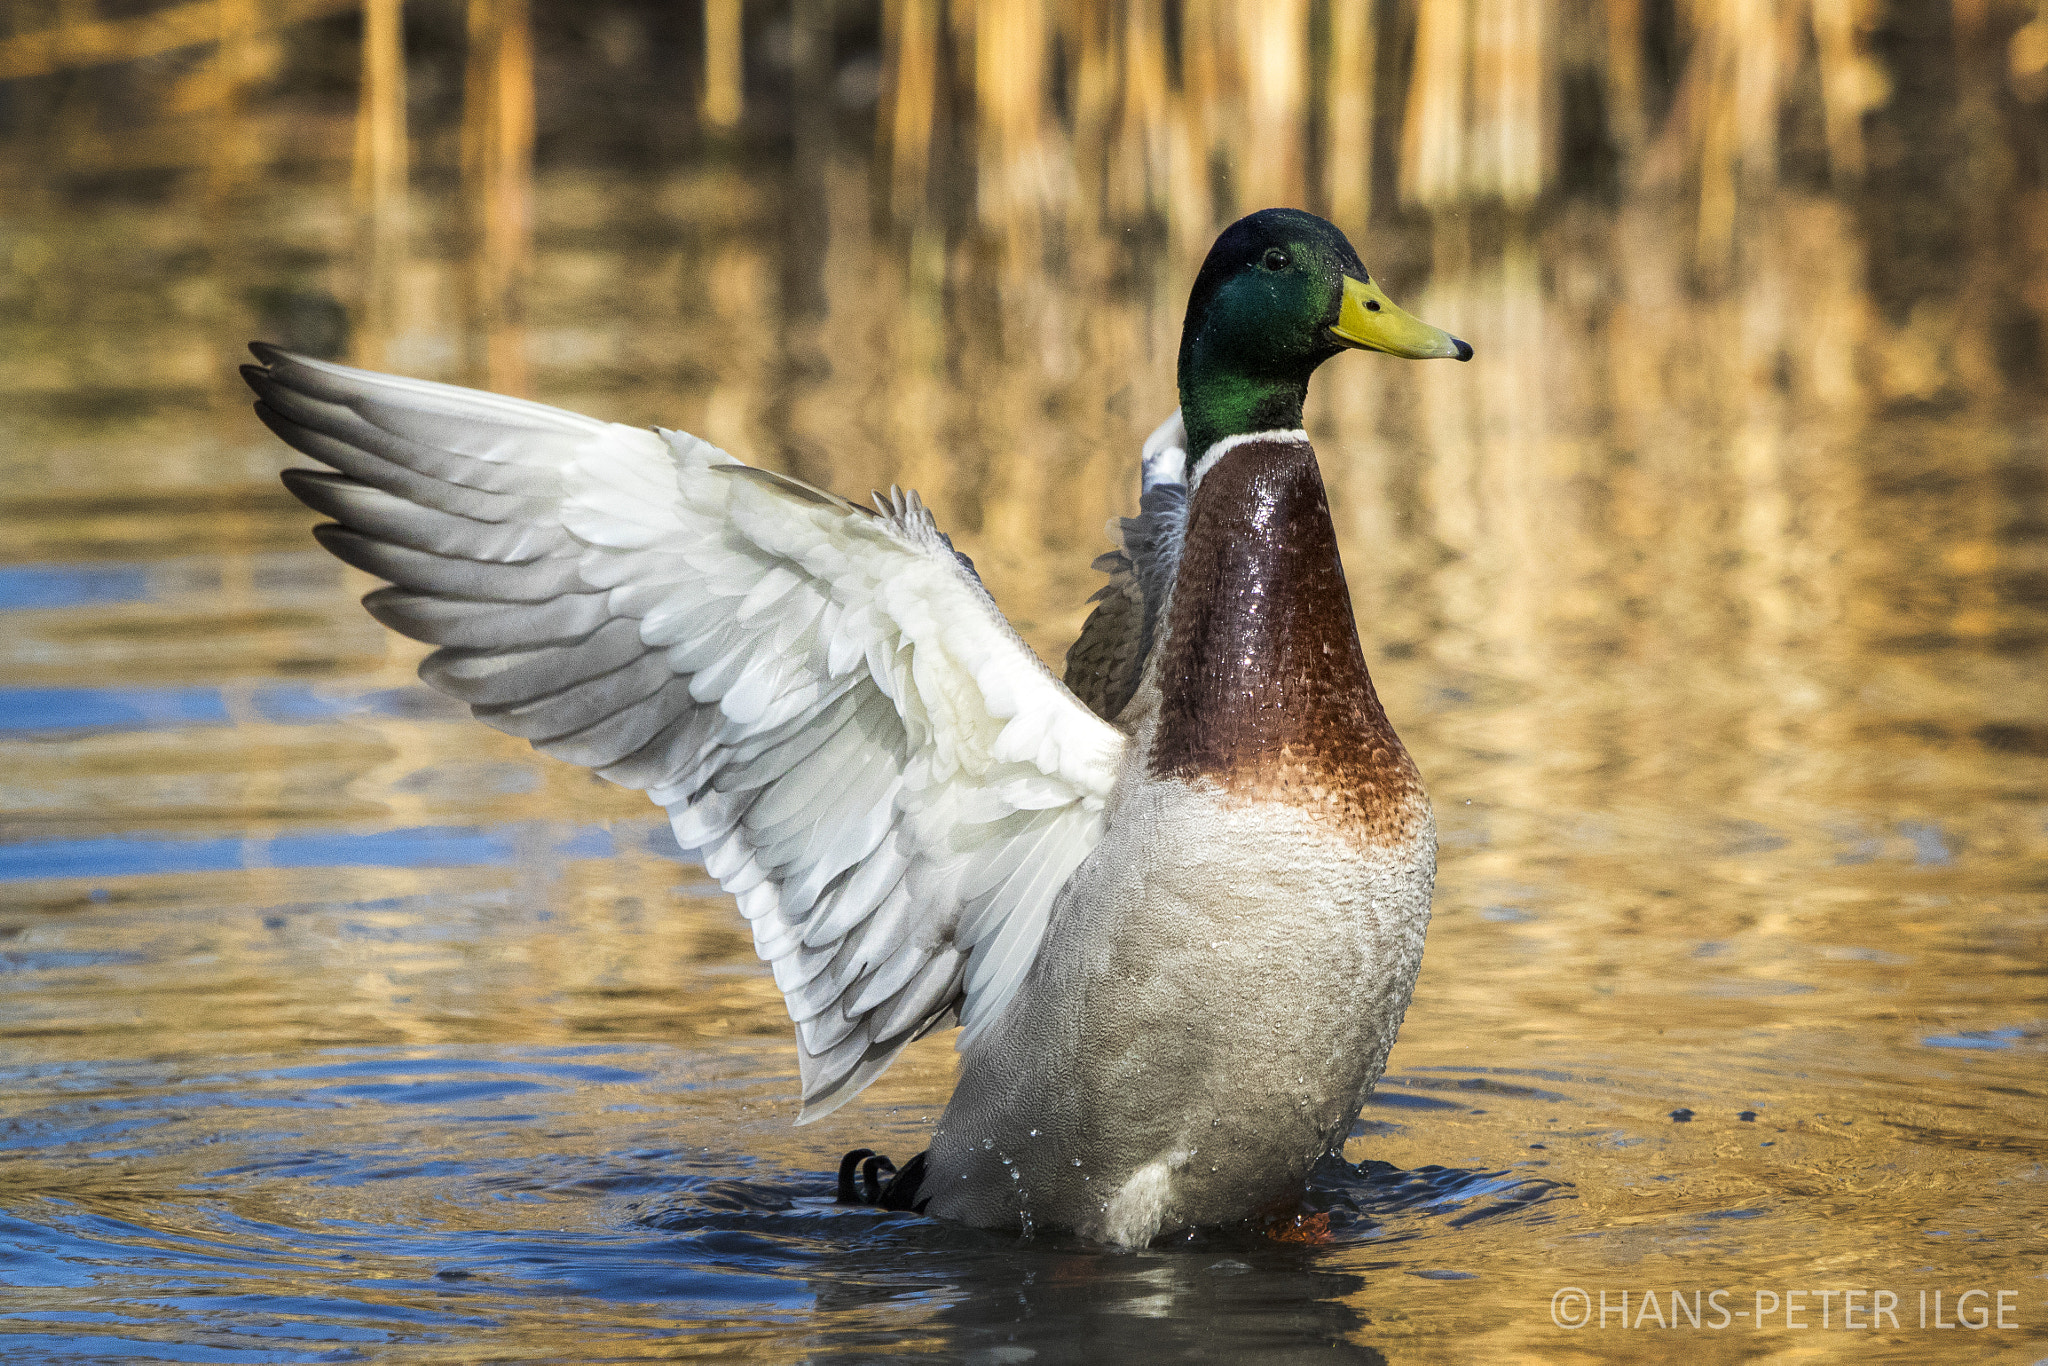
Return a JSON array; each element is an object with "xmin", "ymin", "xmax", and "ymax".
[
  {"xmin": 420, "ymin": 617, "xmax": 646, "ymax": 705},
  {"xmin": 311, "ymin": 525, "xmax": 588, "ymax": 602},
  {"xmin": 363, "ymin": 587, "xmax": 612, "ymax": 650},
  {"xmin": 536, "ymin": 680, "xmax": 700, "ymax": 770},
  {"xmin": 466, "ymin": 652, "xmax": 676, "ymax": 741},
  {"xmin": 284, "ymin": 470, "xmax": 567, "ymax": 563},
  {"xmin": 252, "ymin": 380, "xmax": 560, "ymax": 498}
]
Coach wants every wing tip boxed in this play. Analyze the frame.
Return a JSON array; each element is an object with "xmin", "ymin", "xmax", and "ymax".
[
  {"xmin": 793, "ymin": 1067, "xmax": 866, "ymax": 1125},
  {"xmin": 278, "ymin": 465, "xmax": 347, "ymax": 506},
  {"xmin": 792, "ymin": 1095, "xmax": 849, "ymax": 1127}
]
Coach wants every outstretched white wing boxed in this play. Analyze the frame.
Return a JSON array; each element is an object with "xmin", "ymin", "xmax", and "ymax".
[{"xmin": 246, "ymin": 345, "xmax": 1126, "ymax": 1120}]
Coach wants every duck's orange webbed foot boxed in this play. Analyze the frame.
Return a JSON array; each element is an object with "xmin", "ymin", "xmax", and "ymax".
[{"xmin": 1256, "ymin": 1207, "xmax": 1333, "ymax": 1244}]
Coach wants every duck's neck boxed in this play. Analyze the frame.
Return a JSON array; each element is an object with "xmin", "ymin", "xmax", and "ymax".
[
  {"xmin": 1177, "ymin": 344, "xmax": 1310, "ymax": 465},
  {"xmin": 1148, "ymin": 437, "xmax": 1420, "ymax": 828}
]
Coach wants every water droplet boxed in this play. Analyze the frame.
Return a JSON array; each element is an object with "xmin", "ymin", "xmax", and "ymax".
[
  {"xmin": 1028, "ymin": 1129, "xmax": 1041, "ymax": 1138},
  {"xmin": 1071, "ymin": 1158, "xmax": 1083, "ymax": 1167},
  {"xmin": 1010, "ymin": 1169, "xmax": 1021, "ymax": 1180},
  {"xmin": 982, "ymin": 1138, "xmax": 994, "ymax": 1150}
]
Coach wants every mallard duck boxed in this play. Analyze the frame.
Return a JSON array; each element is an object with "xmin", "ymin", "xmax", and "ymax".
[{"xmin": 246, "ymin": 208, "xmax": 1470, "ymax": 1246}]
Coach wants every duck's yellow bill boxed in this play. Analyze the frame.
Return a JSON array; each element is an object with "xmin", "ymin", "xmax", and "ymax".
[{"xmin": 1330, "ymin": 274, "xmax": 1472, "ymax": 361}]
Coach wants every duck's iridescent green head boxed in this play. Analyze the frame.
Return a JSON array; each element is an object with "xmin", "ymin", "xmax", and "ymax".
[{"xmin": 1177, "ymin": 208, "xmax": 1470, "ymax": 462}]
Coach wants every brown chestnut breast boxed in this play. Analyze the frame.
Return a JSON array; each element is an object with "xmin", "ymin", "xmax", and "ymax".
[{"xmin": 1148, "ymin": 437, "xmax": 1427, "ymax": 846}]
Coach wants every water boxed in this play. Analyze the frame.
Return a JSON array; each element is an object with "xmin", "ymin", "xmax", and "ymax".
[{"xmin": 4, "ymin": 158, "xmax": 2046, "ymax": 1359}]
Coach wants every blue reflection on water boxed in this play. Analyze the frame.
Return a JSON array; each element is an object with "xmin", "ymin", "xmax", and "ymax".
[
  {"xmin": 0, "ymin": 1332, "xmax": 349, "ymax": 1363},
  {"xmin": 0, "ymin": 834, "xmax": 245, "ymax": 879},
  {"xmin": 247, "ymin": 688, "xmax": 468, "ymax": 724},
  {"xmin": 266, "ymin": 828, "xmax": 524, "ymax": 871},
  {"xmin": 1921, "ymin": 1029, "xmax": 2022, "ymax": 1050},
  {"xmin": 0, "ymin": 822, "xmax": 691, "ymax": 883},
  {"xmin": 0, "ymin": 688, "xmax": 230, "ymax": 733},
  {"xmin": 0, "ymin": 686, "xmax": 469, "ymax": 735},
  {"xmin": 3, "ymin": 828, "xmax": 539, "ymax": 881},
  {"xmin": 0, "ymin": 563, "xmax": 151, "ymax": 611},
  {"xmin": 266, "ymin": 1059, "xmax": 650, "ymax": 1086}
]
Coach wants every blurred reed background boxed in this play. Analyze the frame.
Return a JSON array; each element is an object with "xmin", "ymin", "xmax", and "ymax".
[
  {"xmin": 4, "ymin": 0, "xmax": 2046, "ymax": 397},
  {"xmin": 1, "ymin": 0, "xmax": 2045, "ymax": 692}
]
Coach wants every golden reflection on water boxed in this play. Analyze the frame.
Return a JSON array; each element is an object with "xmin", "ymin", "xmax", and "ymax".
[{"xmin": 2, "ymin": 6, "xmax": 2046, "ymax": 1357}]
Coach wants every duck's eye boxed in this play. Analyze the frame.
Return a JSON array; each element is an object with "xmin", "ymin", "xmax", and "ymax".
[{"xmin": 1261, "ymin": 248, "xmax": 1291, "ymax": 272}]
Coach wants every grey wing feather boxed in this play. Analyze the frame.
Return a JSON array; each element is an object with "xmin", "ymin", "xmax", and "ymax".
[
  {"xmin": 1061, "ymin": 410, "xmax": 1189, "ymax": 727},
  {"xmin": 1062, "ymin": 551, "xmax": 1146, "ymax": 723}
]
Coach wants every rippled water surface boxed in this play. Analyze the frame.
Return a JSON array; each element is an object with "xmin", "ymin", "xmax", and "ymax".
[{"xmin": 4, "ymin": 159, "xmax": 2047, "ymax": 1361}]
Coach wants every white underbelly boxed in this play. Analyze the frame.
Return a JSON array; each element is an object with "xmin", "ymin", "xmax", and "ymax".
[{"xmin": 921, "ymin": 776, "xmax": 1434, "ymax": 1243}]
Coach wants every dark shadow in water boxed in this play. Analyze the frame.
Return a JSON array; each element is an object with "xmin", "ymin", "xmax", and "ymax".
[{"xmin": 638, "ymin": 1154, "xmax": 1573, "ymax": 1362}]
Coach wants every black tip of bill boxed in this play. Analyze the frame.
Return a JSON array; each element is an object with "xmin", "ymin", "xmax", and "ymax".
[{"xmin": 1452, "ymin": 338, "xmax": 1474, "ymax": 362}]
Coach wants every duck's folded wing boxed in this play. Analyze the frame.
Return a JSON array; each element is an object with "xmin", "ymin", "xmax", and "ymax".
[
  {"xmin": 245, "ymin": 345, "xmax": 1126, "ymax": 1121},
  {"xmin": 1062, "ymin": 410, "xmax": 1189, "ymax": 726},
  {"xmin": 1061, "ymin": 549, "xmax": 1144, "ymax": 724}
]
